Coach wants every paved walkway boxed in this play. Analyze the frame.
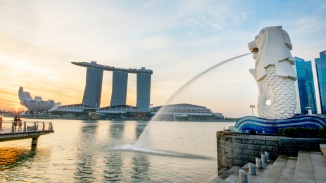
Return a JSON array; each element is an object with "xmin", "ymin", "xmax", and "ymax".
[{"xmin": 206, "ymin": 145, "xmax": 326, "ymax": 183}]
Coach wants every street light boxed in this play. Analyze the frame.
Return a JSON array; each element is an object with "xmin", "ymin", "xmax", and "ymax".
[{"xmin": 250, "ymin": 104, "xmax": 255, "ymax": 116}]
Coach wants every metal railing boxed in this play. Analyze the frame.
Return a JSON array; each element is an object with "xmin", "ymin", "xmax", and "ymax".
[{"xmin": 0, "ymin": 121, "xmax": 53, "ymax": 134}]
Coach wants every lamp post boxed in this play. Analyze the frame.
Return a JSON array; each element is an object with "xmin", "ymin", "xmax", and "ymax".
[{"xmin": 250, "ymin": 104, "xmax": 255, "ymax": 116}]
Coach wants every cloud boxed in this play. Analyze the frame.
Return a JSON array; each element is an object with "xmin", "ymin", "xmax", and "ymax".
[{"xmin": 0, "ymin": 0, "xmax": 325, "ymax": 116}]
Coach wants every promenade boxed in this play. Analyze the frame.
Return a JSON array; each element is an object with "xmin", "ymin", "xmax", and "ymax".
[
  {"xmin": 205, "ymin": 147, "xmax": 326, "ymax": 183},
  {"xmin": 0, "ymin": 120, "xmax": 54, "ymax": 146}
]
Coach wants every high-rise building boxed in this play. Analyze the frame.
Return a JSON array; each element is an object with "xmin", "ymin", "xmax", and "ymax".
[
  {"xmin": 137, "ymin": 70, "xmax": 151, "ymax": 110},
  {"xmin": 294, "ymin": 57, "xmax": 317, "ymax": 114},
  {"xmin": 72, "ymin": 61, "xmax": 153, "ymax": 110},
  {"xmin": 110, "ymin": 71, "xmax": 128, "ymax": 106},
  {"xmin": 315, "ymin": 50, "xmax": 326, "ymax": 114},
  {"xmin": 82, "ymin": 61, "xmax": 103, "ymax": 108}
]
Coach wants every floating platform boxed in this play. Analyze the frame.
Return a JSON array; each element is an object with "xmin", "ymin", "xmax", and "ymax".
[{"xmin": 234, "ymin": 115, "xmax": 326, "ymax": 134}]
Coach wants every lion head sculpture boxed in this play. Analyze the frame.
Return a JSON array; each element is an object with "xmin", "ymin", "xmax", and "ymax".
[
  {"xmin": 247, "ymin": 26, "xmax": 297, "ymax": 119},
  {"xmin": 248, "ymin": 26, "xmax": 296, "ymax": 81}
]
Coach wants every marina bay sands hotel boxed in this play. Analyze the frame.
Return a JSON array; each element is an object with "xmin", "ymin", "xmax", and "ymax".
[{"xmin": 72, "ymin": 61, "xmax": 153, "ymax": 110}]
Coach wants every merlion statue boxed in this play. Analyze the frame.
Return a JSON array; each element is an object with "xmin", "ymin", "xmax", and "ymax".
[{"xmin": 248, "ymin": 26, "xmax": 297, "ymax": 119}]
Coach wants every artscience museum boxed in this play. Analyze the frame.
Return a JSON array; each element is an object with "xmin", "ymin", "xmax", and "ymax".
[{"xmin": 18, "ymin": 87, "xmax": 61, "ymax": 112}]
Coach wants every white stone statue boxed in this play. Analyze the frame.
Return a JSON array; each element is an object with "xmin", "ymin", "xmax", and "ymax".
[{"xmin": 248, "ymin": 26, "xmax": 297, "ymax": 119}]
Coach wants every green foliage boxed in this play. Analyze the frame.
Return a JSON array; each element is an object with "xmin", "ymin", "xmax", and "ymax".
[{"xmin": 278, "ymin": 127, "xmax": 326, "ymax": 137}]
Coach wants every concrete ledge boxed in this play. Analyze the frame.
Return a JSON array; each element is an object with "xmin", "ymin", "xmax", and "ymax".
[
  {"xmin": 321, "ymin": 144, "xmax": 326, "ymax": 158},
  {"xmin": 217, "ymin": 130, "xmax": 326, "ymax": 169},
  {"xmin": 0, "ymin": 130, "xmax": 54, "ymax": 142}
]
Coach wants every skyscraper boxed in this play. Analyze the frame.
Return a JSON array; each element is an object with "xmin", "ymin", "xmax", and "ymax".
[
  {"xmin": 137, "ymin": 70, "xmax": 151, "ymax": 110},
  {"xmin": 82, "ymin": 62, "xmax": 103, "ymax": 108},
  {"xmin": 73, "ymin": 61, "xmax": 153, "ymax": 110},
  {"xmin": 295, "ymin": 57, "xmax": 317, "ymax": 114},
  {"xmin": 315, "ymin": 50, "xmax": 326, "ymax": 114},
  {"xmin": 110, "ymin": 71, "xmax": 128, "ymax": 106}
]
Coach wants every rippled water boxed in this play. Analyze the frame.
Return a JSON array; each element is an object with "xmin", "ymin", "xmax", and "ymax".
[{"xmin": 0, "ymin": 118, "xmax": 234, "ymax": 182}]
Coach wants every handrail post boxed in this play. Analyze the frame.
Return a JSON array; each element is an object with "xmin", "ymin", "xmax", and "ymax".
[
  {"xmin": 42, "ymin": 122, "xmax": 45, "ymax": 131},
  {"xmin": 23, "ymin": 122, "xmax": 26, "ymax": 132},
  {"xmin": 34, "ymin": 122, "xmax": 37, "ymax": 132},
  {"xmin": 11, "ymin": 122, "xmax": 14, "ymax": 133}
]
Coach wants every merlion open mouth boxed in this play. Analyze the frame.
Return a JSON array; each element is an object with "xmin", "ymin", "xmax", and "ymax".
[{"xmin": 251, "ymin": 48, "xmax": 259, "ymax": 53}]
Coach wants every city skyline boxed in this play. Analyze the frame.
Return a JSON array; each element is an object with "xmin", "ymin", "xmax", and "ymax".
[
  {"xmin": 295, "ymin": 57, "xmax": 317, "ymax": 114},
  {"xmin": 315, "ymin": 51, "xmax": 326, "ymax": 114},
  {"xmin": 0, "ymin": 0, "xmax": 325, "ymax": 117}
]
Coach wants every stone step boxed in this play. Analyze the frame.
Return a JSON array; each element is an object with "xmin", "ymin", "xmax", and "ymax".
[
  {"xmin": 220, "ymin": 159, "xmax": 273, "ymax": 183},
  {"xmin": 206, "ymin": 166, "xmax": 241, "ymax": 183},
  {"xmin": 320, "ymin": 144, "xmax": 326, "ymax": 158},
  {"xmin": 194, "ymin": 170, "xmax": 220, "ymax": 183},
  {"xmin": 293, "ymin": 150, "xmax": 326, "ymax": 183},
  {"xmin": 248, "ymin": 155, "xmax": 295, "ymax": 183},
  {"xmin": 208, "ymin": 150, "xmax": 326, "ymax": 183},
  {"xmin": 241, "ymin": 161, "xmax": 274, "ymax": 183}
]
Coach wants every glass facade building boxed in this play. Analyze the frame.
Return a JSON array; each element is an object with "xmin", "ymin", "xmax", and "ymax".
[
  {"xmin": 315, "ymin": 50, "xmax": 326, "ymax": 114},
  {"xmin": 295, "ymin": 57, "xmax": 317, "ymax": 114}
]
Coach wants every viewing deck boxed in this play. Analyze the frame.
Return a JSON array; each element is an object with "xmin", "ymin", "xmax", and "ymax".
[
  {"xmin": 72, "ymin": 61, "xmax": 153, "ymax": 74},
  {"xmin": 0, "ymin": 120, "xmax": 54, "ymax": 147}
]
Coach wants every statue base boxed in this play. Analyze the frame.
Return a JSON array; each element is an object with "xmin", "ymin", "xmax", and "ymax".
[{"xmin": 234, "ymin": 115, "xmax": 326, "ymax": 134}]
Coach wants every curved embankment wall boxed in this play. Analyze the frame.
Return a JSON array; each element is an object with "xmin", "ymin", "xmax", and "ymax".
[{"xmin": 216, "ymin": 131, "xmax": 326, "ymax": 170}]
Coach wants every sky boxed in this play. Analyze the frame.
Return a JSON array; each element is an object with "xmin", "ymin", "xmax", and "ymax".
[{"xmin": 0, "ymin": 0, "xmax": 325, "ymax": 117}]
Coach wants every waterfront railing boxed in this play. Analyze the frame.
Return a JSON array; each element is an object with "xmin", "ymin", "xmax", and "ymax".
[{"xmin": 0, "ymin": 121, "xmax": 53, "ymax": 134}]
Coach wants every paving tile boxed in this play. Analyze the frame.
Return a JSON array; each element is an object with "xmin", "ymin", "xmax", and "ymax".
[
  {"xmin": 273, "ymin": 157, "xmax": 287, "ymax": 168},
  {"xmin": 296, "ymin": 163, "xmax": 313, "ymax": 171},
  {"xmin": 264, "ymin": 166, "xmax": 283, "ymax": 178},
  {"xmin": 285, "ymin": 159, "xmax": 297, "ymax": 169},
  {"xmin": 316, "ymin": 180, "xmax": 326, "ymax": 183},
  {"xmin": 295, "ymin": 169, "xmax": 315, "ymax": 180},
  {"xmin": 223, "ymin": 173, "xmax": 238, "ymax": 183},
  {"xmin": 278, "ymin": 179, "xmax": 292, "ymax": 183},
  {"xmin": 311, "ymin": 155, "xmax": 326, "ymax": 161},
  {"xmin": 311, "ymin": 157, "xmax": 326, "ymax": 162},
  {"xmin": 297, "ymin": 161, "xmax": 313, "ymax": 168},
  {"xmin": 315, "ymin": 172, "xmax": 326, "ymax": 181},
  {"xmin": 299, "ymin": 153, "xmax": 311, "ymax": 158},
  {"xmin": 313, "ymin": 164, "xmax": 326, "ymax": 173},
  {"xmin": 273, "ymin": 161, "xmax": 287, "ymax": 168},
  {"xmin": 293, "ymin": 178, "xmax": 316, "ymax": 183},
  {"xmin": 280, "ymin": 167, "xmax": 295, "ymax": 179},
  {"xmin": 256, "ymin": 176, "xmax": 278, "ymax": 183},
  {"xmin": 312, "ymin": 160, "xmax": 326, "ymax": 167},
  {"xmin": 298, "ymin": 156, "xmax": 312, "ymax": 162}
]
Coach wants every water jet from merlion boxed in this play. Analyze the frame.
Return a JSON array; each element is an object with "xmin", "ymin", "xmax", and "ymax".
[{"xmin": 114, "ymin": 53, "xmax": 252, "ymax": 159}]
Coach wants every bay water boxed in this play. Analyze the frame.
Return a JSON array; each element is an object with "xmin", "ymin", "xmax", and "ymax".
[{"xmin": 0, "ymin": 118, "xmax": 235, "ymax": 182}]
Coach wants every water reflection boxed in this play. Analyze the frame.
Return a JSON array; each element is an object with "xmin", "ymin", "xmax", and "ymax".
[
  {"xmin": 0, "ymin": 147, "xmax": 36, "ymax": 170},
  {"xmin": 104, "ymin": 152, "xmax": 122, "ymax": 182},
  {"xmin": 131, "ymin": 154, "xmax": 150, "ymax": 182},
  {"xmin": 73, "ymin": 121, "xmax": 149, "ymax": 182},
  {"xmin": 74, "ymin": 121, "xmax": 99, "ymax": 182},
  {"xmin": 109, "ymin": 123, "xmax": 123, "ymax": 141},
  {"xmin": 135, "ymin": 122, "xmax": 147, "ymax": 139},
  {"xmin": 0, "ymin": 120, "xmax": 230, "ymax": 182}
]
